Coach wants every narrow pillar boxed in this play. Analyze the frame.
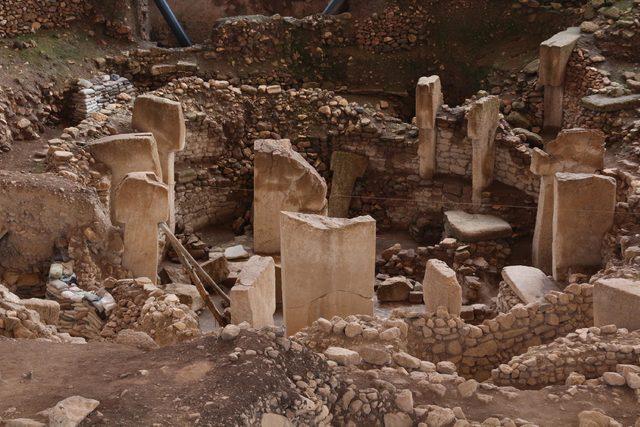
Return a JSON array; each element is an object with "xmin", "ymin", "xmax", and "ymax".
[
  {"xmin": 530, "ymin": 128, "xmax": 605, "ymax": 273},
  {"xmin": 132, "ymin": 94, "xmax": 186, "ymax": 231},
  {"xmin": 280, "ymin": 212, "xmax": 375, "ymax": 335},
  {"xmin": 89, "ymin": 133, "xmax": 162, "ymax": 223},
  {"xmin": 423, "ymin": 259, "xmax": 462, "ymax": 316},
  {"xmin": 552, "ymin": 172, "xmax": 616, "ymax": 281},
  {"xmin": 253, "ymin": 139, "xmax": 327, "ymax": 255},
  {"xmin": 416, "ymin": 76, "xmax": 443, "ymax": 179},
  {"xmin": 328, "ymin": 151, "xmax": 368, "ymax": 218},
  {"xmin": 467, "ymin": 95, "xmax": 500, "ymax": 208},
  {"xmin": 539, "ymin": 27, "xmax": 581, "ymax": 132},
  {"xmin": 114, "ymin": 172, "xmax": 169, "ymax": 284},
  {"xmin": 230, "ymin": 255, "xmax": 276, "ymax": 328}
]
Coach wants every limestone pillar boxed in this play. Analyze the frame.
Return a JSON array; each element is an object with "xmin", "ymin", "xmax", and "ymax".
[
  {"xmin": 538, "ymin": 27, "xmax": 581, "ymax": 132},
  {"xmin": 552, "ymin": 172, "xmax": 616, "ymax": 282},
  {"xmin": 328, "ymin": 151, "xmax": 368, "ymax": 218},
  {"xmin": 416, "ymin": 76, "xmax": 443, "ymax": 179},
  {"xmin": 89, "ymin": 133, "xmax": 162, "ymax": 223},
  {"xmin": 530, "ymin": 128, "xmax": 605, "ymax": 273},
  {"xmin": 467, "ymin": 95, "xmax": 500, "ymax": 208},
  {"xmin": 280, "ymin": 212, "xmax": 375, "ymax": 335},
  {"xmin": 230, "ymin": 255, "xmax": 276, "ymax": 328},
  {"xmin": 253, "ymin": 139, "xmax": 327, "ymax": 255},
  {"xmin": 423, "ymin": 259, "xmax": 462, "ymax": 316},
  {"xmin": 114, "ymin": 172, "xmax": 169, "ymax": 284},
  {"xmin": 132, "ymin": 94, "xmax": 186, "ymax": 231}
]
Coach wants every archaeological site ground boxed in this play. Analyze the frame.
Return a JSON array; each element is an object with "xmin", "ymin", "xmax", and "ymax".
[{"xmin": 1, "ymin": 0, "xmax": 640, "ymax": 425}]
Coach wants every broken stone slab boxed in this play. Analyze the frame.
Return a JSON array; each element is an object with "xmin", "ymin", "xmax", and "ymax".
[
  {"xmin": 253, "ymin": 139, "xmax": 328, "ymax": 254},
  {"xmin": 230, "ymin": 255, "xmax": 276, "ymax": 328},
  {"xmin": 328, "ymin": 151, "xmax": 368, "ymax": 218},
  {"xmin": 201, "ymin": 253, "xmax": 230, "ymax": 283},
  {"xmin": 501, "ymin": 266, "xmax": 560, "ymax": 304},
  {"xmin": 538, "ymin": 27, "xmax": 581, "ymax": 87},
  {"xmin": 163, "ymin": 283, "xmax": 204, "ymax": 312},
  {"xmin": 132, "ymin": 95, "xmax": 186, "ymax": 231},
  {"xmin": 88, "ymin": 133, "xmax": 162, "ymax": 223},
  {"xmin": 224, "ymin": 245, "xmax": 250, "ymax": 260},
  {"xmin": 423, "ymin": 259, "xmax": 462, "ymax": 316},
  {"xmin": 552, "ymin": 172, "xmax": 616, "ymax": 282},
  {"xmin": 44, "ymin": 396, "xmax": 100, "ymax": 427},
  {"xmin": 376, "ymin": 276, "xmax": 413, "ymax": 302},
  {"xmin": 530, "ymin": 128, "xmax": 605, "ymax": 274},
  {"xmin": 444, "ymin": 210, "xmax": 512, "ymax": 243},
  {"xmin": 594, "ymin": 278, "xmax": 640, "ymax": 331},
  {"xmin": 114, "ymin": 172, "xmax": 169, "ymax": 284},
  {"xmin": 280, "ymin": 212, "xmax": 375, "ymax": 335},
  {"xmin": 467, "ymin": 96, "xmax": 500, "ymax": 207},
  {"xmin": 416, "ymin": 76, "xmax": 443, "ymax": 179},
  {"xmin": 580, "ymin": 93, "xmax": 640, "ymax": 112}
]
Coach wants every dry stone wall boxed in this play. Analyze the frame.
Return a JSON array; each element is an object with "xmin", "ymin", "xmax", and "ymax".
[{"xmin": 0, "ymin": 0, "xmax": 92, "ymax": 38}]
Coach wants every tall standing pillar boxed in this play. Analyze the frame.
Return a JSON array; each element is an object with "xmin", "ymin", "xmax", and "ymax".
[
  {"xmin": 416, "ymin": 76, "xmax": 443, "ymax": 179},
  {"xmin": 467, "ymin": 95, "xmax": 500, "ymax": 208}
]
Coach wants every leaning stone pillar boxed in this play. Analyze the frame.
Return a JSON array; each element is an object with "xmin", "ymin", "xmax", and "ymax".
[
  {"xmin": 132, "ymin": 94, "xmax": 186, "ymax": 231},
  {"xmin": 114, "ymin": 172, "xmax": 169, "ymax": 284},
  {"xmin": 552, "ymin": 172, "xmax": 615, "ymax": 282},
  {"xmin": 416, "ymin": 76, "xmax": 443, "ymax": 180},
  {"xmin": 89, "ymin": 133, "xmax": 162, "ymax": 223},
  {"xmin": 539, "ymin": 28, "xmax": 581, "ymax": 132},
  {"xmin": 280, "ymin": 212, "xmax": 375, "ymax": 335},
  {"xmin": 328, "ymin": 151, "xmax": 368, "ymax": 218},
  {"xmin": 467, "ymin": 95, "xmax": 500, "ymax": 208},
  {"xmin": 253, "ymin": 139, "xmax": 327, "ymax": 255},
  {"xmin": 530, "ymin": 128, "xmax": 605, "ymax": 273}
]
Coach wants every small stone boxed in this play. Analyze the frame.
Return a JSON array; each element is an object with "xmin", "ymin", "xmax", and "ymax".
[
  {"xmin": 221, "ymin": 324, "xmax": 241, "ymax": 341},
  {"xmin": 324, "ymin": 347, "xmax": 361, "ymax": 366}
]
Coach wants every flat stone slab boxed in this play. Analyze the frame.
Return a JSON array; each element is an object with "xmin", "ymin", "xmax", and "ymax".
[
  {"xmin": 580, "ymin": 94, "xmax": 640, "ymax": 112},
  {"xmin": 594, "ymin": 278, "xmax": 640, "ymax": 331},
  {"xmin": 501, "ymin": 265, "xmax": 560, "ymax": 304},
  {"xmin": 444, "ymin": 211, "xmax": 512, "ymax": 242}
]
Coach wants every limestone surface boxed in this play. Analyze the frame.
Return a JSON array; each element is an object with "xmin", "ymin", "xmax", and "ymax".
[
  {"xmin": 594, "ymin": 278, "xmax": 640, "ymax": 331},
  {"xmin": 423, "ymin": 259, "xmax": 462, "ymax": 316},
  {"xmin": 444, "ymin": 210, "xmax": 512, "ymax": 242},
  {"xmin": 501, "ymin": 266, "xmax": 559, "ymax": 304},
  {"xmin": 328, "ymin": 151, "xmax": 368, "ymax": 218},
  {"xmin": 230, "ymin": 255, "xmax": 276, "ymax": 328}
]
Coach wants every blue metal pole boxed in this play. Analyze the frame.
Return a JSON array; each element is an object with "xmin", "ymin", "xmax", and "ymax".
[
  {"xmin": 323, "ymin": 0, "xmax": 348, "ymax": 15},
  {"xmin": 153, "ymin": 0, "xmax": 192, "ymax": 47}
]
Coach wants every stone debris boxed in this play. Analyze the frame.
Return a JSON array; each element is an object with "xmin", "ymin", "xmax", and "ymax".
[{"xmin": 444, "ymin": 211, "xmax": 513, "ymax": 243}]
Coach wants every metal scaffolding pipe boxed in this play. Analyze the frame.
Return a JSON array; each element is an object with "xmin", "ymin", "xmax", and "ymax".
[
  {"xmin": 323, "ymin": 0, "xmax": 348, "ymax": 15},
  {"xmin": 153, "ymin": 0, "xmax": 192, "ymax": 47}
]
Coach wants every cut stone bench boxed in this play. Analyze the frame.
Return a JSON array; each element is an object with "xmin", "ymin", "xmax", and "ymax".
[
  {"xmin": 580, "ymin": 94, "xmax": 640, "ymax": 112},
  {"xmin": 594, "ymin": 278, "xmax": 640, "ymax": 331},
  {"xmin": 501, "ymin": 265, "xmax": 560, "ymax": 305},
  {"xmin": 444, "ymin": 210, "xmax": 512, "ymax": 243}
]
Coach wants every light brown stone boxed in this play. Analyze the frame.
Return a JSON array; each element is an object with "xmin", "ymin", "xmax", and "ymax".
[
  {"xmin": 89, "ymin": 133, "xmax": 162, "ymax": 223},
  {"xmin": 328, "ymin": 151, "xmax": 368, "ymax": 218},
  {"xmin": 552, "ymin": 172, "xmax": 616, "ymax": 281},
  {"xmin": 467, "ymin": 96, "xmax": 500, "ymax": 207},
  {"xmin": 531, "ymin": 128, "xmax": 605, "ymax": 273},
  {"xmin": 253, "ymin": 139, "xmax": 327, "ymax": 254},
  {"xmin": 230, "ymin": 255, "xmax": 276, "ymax": 328},
  {"xmin": 423, "ymin": 259, "xmax": 462, "ymax": 316},
  {"xmin": 594, "ymin": 278, "xmax": 640, "ymax": 331},
  {"xmin": 132, "ymin": 95, "xmax": 186, "ymax": 231},
  {"xmin": 280, "ymin": 212, "xmax": 375, "ymax": 335},
  {"xmin": 114, "ymin": 172, "xmax": 169, "ymax": 284},
  {"xmin": 444, "ymin": 210, "xmax": 512, "ymax": 242},
  {"xmin": 416, "ymin": 75, "xmax": 443, "ymax": 179},
  {"xmin": 501, "ymin": 266, "xmax": 559, "ymax": 304}
]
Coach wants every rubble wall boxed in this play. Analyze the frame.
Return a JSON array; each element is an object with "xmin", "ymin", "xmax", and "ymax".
[{"xmin": 0, "ymin": 0, "xmax": 93, "ymax": 38}]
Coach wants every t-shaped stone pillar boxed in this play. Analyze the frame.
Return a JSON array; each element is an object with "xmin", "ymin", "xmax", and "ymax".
[
  {"xmin": 416, "ymin": 76, "xmax": 443, "ymax": 180},
  {"xmin": 552, "ymin": 172, "xmax": 616, "ymax": 282},
  {"xmin": 328, "ymin": 151, "xmax": 368, "ymax": 218},
  {"xmin": 253, "ymin": 139, "xmax": 328, "ymax": 254},
  {"xmin": 132, "ymin": 94, "xmax": 186, "ymax": 231},
  {"xmin": 89, "ymin": 133, "xmax": 163, "ymax": 223},
  {"xmin": 114, "ymin": 172, "xmax": 169, "ymax": 284},
  {"xmin": 467, "ymin": 95, "xmax": 500, "ymax": 208},
  {"xmin": 280, "ymin": 212, "xmax": 375, "ymax": 335},
  {"xmin": 530, "ymin": 128, "xmax": 605, "ymax": 273},
  {"xmin": 538, "ymin": 27, "xmax": 581, "ymax": 133}
]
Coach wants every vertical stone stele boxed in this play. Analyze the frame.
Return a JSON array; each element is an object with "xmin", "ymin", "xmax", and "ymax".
[
  {"xmin": 328, "ymin": 151, "xmax": 368, "ymax": 218},
  {"xmin": 552, "ymin": 172, "xmax": 616, "ymax": 282},
  {"xmin": 132, "ymin": 94, "xmax": 187, "ymax": 231},
  {"xmin": 467, "ymin": 95, "xmax": 500, "ymax": 208},
  {"xmin": 114, "ymin": 172, "xmax": 169, "ymax": 284},
  {"xmin": 253, "ymin": 139, "xmax": 327, "ymax": 255},
  {"xmin": 530, "ymin": 128, "xmax": 605, "ymax": 274},
  {"xmin": 89, "ymin": 133, "xmax": 162, "ymax": 223},
  {"xmin": 423, "ymin": 259, "xmax": 462, "ymax": 316},
  {"xmin": 538, "ymin": 27, "xmax": 581, "ymax": 132},
  {"xmin": 416, "ymin": 75, "xmax": 443, "ymax": 180},
  {"xmin": 230, "ymin": 255, "xmax": 276, "ymax": 328},
  {"xmin": 280, "ymin": 212, "xmax": 375, "ymax": 335}
]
